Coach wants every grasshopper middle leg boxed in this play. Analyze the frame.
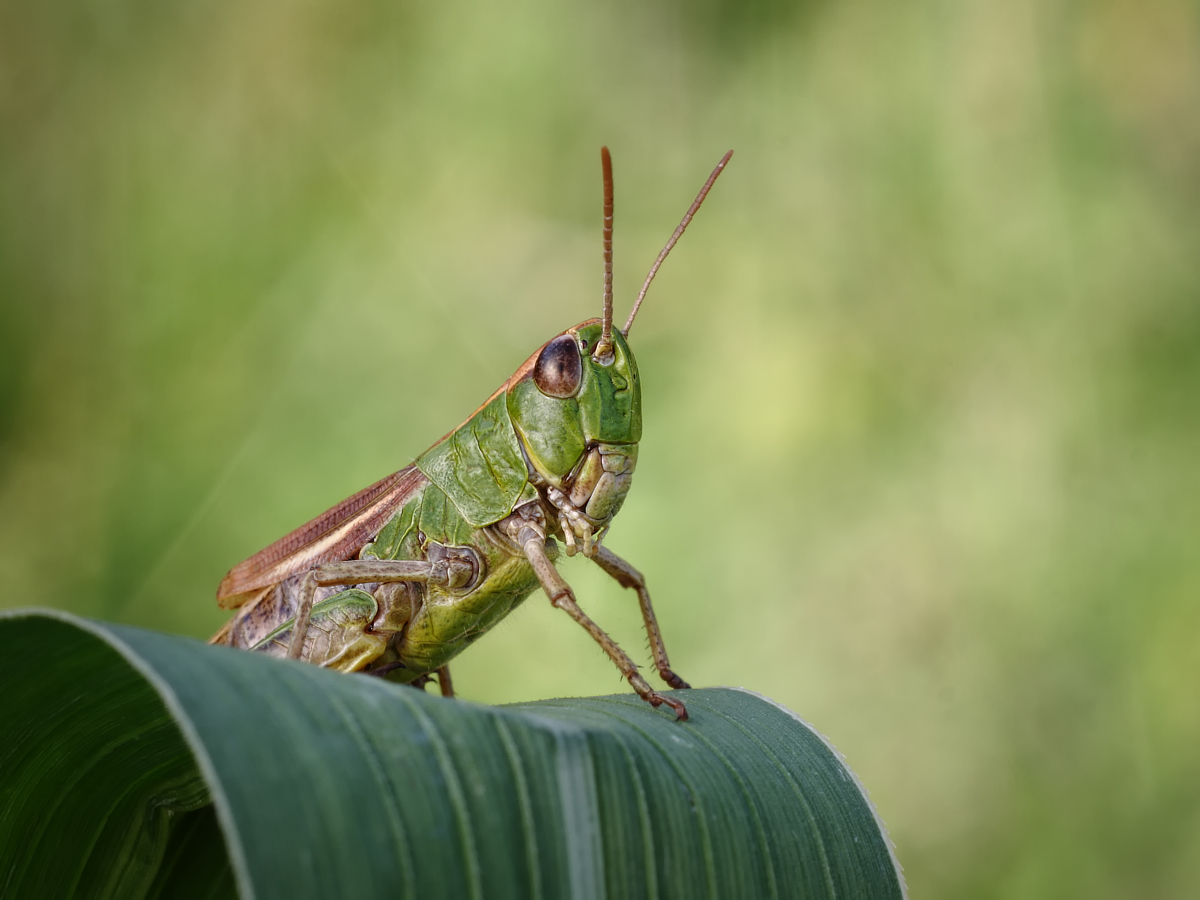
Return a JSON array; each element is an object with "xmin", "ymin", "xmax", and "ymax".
[
  {"xmin": 436, "ymin": 665, "xmax": 454, "ymax": 698},
  {"xmin": 392, "ymin": 665, "xmax": 454, "ymax": 698}
]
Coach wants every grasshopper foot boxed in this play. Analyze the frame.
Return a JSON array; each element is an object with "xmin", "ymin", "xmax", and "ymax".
[
  {"xmin": 661, "ymin": 670, "xmax": 691, "ymax": 690},
  {"xmin": 647, "ymin": 691, "xmax": 689, "ymax": 721}
]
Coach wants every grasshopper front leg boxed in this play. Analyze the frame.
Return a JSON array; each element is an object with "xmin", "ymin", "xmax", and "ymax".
[
  {"xmin": 289, "ymin": 558, "xmax": 466, "ymax": 660},
  {"xmin": 590, "ymin": 545, "xmax": 690, "ymax": 691},
  {"xmin": 514, "ymin": 519, "xmax": 688, "ymax": 721}
]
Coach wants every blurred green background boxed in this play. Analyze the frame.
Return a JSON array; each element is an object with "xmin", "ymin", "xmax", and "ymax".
[{"xmin": 3, "ymin": 0, "xmax": 1198, "ymax": 895}]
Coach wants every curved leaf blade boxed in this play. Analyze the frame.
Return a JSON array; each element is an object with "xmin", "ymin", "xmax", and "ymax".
[
  {"xmin": 0, "ymin": 614, "xmax": 213, "ymax": 899},
  {"xmin": 0, "ymin": 610, "xmax": 904, "ymax": 899}
]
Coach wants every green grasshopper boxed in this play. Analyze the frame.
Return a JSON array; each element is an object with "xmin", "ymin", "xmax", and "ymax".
[{"xmin": 212, "ymin": 147, "xmax": 732, "ymax": 720}]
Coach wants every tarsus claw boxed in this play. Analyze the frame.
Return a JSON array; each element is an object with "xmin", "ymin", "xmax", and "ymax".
[{"xmin": 647, "ymin": 691, "xmax": 688, "ymax": 721}]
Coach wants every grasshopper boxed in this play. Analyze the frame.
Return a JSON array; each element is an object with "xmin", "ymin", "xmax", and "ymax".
[{"xmin": 211, "ymin": 147, "xmax": 732, "ymax": 720}]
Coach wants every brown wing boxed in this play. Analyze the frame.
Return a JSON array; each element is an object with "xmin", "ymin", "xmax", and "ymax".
[{"xmin": 216, "ymin": 464, "xmax": 428, "ymax": 609}]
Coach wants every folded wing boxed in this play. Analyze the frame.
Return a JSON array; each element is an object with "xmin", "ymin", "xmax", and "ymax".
[{"xmin": 216, "ymin": 465, "xmax": 428, "ymax": 609}]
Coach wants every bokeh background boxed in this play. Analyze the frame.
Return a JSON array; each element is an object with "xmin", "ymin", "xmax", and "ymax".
[{"xmin": 3, "ymin": 0, "xmax": 1199, "ymax": 895}]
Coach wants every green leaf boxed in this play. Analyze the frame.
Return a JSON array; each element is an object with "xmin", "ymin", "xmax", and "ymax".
[{"xmin": 0, "ymin": 610, "xmax": 905, "ymax": 899}]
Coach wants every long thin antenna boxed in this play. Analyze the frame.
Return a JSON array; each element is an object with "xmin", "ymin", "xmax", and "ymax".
[
  {"xmin": 595, "ymin": 146, "xmax": 615, "ymax": 362},
  {"xmin": 623, "ymin": 149, "xmax": 733, "ymax": 337}
]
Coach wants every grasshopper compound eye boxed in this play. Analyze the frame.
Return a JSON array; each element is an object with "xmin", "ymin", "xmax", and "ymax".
[{"xmin": 533, "ymin": 334, "xmax": 582, "ymax": 398}]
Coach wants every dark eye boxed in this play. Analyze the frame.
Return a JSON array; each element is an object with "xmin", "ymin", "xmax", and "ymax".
[{"xmin": 533, "ymin": 334, "xmax": 582, "ymax": 398}]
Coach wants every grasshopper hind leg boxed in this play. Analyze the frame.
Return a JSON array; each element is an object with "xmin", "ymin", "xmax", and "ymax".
[
  {"xmin": 252, "ymin": 588, "xmax": 389, "ymax": 671},
  {"xmin": 287, "ymin": 558, "xmax": 448, "ymax": 661}
]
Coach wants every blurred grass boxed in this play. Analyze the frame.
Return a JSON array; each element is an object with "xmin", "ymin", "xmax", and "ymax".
[{"xmin": 2, "ymin": 0, "xmax": 1199, "ymax": 896}]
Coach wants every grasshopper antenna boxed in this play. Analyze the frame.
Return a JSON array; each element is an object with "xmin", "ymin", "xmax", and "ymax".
[
  {"xmin": 594, "ymin": 146, "xmax": 616, "ymax": 363},
  {"xmin": 623, "ymin": 149, "xmax": 733, "ymax": 337}
]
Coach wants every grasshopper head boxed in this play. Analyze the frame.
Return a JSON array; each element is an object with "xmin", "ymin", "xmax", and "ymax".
[
  {"xmin": 506, "ymin": 319, "xmax": 640, "ymax": 488},
  {"xmin": 506, "ymin": 147, "xmax": 731, "ymax": 491}
]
